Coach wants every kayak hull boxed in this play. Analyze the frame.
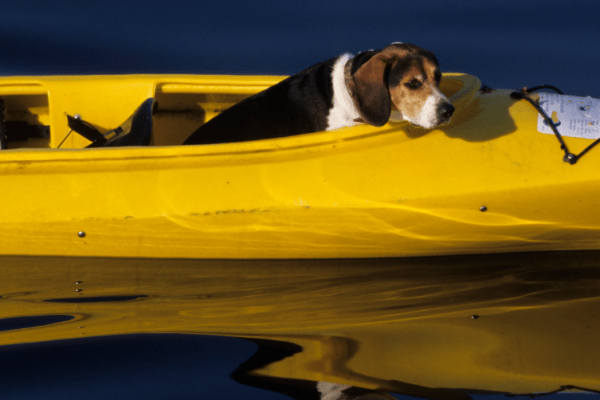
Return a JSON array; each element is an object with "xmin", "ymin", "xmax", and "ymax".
[{"xmin": 1, "ymin": 73, "xmax": 599, "ymax": 258}]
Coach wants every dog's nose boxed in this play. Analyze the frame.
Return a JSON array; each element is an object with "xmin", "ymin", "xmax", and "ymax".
[{"xmin": 438, "ymin": 102, "xmax": 455, "ymax": 120}]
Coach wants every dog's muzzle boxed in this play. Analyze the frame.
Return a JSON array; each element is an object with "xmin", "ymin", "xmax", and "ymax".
[{"xmin": 437, "ymin": 102, "xmax": 455, "ymax": 123}]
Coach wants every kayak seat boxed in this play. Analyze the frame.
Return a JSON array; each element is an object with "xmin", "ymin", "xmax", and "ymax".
[{"xmin": 66, "ymin": 98, "xmax": 155, "ymax": 148}]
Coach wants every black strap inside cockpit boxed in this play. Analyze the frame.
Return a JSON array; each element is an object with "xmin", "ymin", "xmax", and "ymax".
[{"xmin": 65, "ymin": 98, "xmax": 154, "ymax": 148}]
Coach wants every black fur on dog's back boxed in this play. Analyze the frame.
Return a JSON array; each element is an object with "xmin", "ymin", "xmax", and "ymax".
[{"xmin": 183, "ymin": 58, "xmax": 337, "ymax": 145}]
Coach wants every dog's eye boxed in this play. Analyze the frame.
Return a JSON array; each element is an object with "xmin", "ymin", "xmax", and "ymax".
[{"xmin": 405, "ymin": 79, "xmax": 422, "ymax": 90}]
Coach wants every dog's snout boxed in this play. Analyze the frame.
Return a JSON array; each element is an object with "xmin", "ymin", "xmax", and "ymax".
[{"xmin": 438, "ymin": 102, "xmax": 455, "ymax": 120}]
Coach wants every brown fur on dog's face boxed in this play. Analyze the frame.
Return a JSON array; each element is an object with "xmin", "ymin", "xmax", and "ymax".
[{"xmin": 349, "ymin": 43, "xmax": 454, "ymax": 129}]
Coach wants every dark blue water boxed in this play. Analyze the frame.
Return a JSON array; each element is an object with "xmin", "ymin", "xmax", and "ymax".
[{"xmin": 2, "ymin": 0, "xmax": 600, "ymax": 97}]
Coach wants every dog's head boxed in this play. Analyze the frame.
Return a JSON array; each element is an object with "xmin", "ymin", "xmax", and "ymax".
[{"xmin": 346, "ymin": 43, "xmax": 454, "ymax": 129}]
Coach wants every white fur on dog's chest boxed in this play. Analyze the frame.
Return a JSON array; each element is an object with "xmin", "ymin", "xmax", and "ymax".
[{"xmin": 326, "ymin": 53, "xmax": 362, "ymax": 131}]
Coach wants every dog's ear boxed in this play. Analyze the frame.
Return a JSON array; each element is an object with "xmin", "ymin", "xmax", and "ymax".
[{"xmin": 349, "ymin": 54, "xmax": 391, "ymax": 127}]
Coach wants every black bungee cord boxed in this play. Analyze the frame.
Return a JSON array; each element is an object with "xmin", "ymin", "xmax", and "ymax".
[{"xmin": 511, "ymin": 85, "xmax": 600, "ymax": 165}]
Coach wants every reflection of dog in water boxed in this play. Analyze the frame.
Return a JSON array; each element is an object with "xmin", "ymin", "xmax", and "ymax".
[
  {"xmin": 317, "ymin": 381, "xmax": 397, "ymax": 400},
  {"xmin": 231, "ymin": 338, "xmax": 398, "ymax": 400}
]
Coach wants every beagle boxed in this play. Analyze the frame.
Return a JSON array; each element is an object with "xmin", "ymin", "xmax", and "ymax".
[{"xmin": 183, "ymin": 43, "xmax": 454, "ymax": 145}]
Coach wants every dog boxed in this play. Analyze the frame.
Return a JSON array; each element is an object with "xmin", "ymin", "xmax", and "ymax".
[{"xmin": 183, "ymin": 43, "xmax": 454, "ymax": 145}]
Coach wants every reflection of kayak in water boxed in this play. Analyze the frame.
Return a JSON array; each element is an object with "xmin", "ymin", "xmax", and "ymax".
[
  {"xmin": 2, "ymin": 253, "xmax": 600, "ymax": 398},
  {"xmin": 1, "ymin": 73, "xmax": 600, "ymax": 258}
]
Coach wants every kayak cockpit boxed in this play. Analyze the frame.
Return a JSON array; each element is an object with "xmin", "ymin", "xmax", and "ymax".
[{"xmin": 0, "ymin": 73, "xmax": 481, "ymax": 150}]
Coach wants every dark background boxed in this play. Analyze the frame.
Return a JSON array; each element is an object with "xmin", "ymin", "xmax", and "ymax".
[{"xmin": 2, "ymin": 0, "xmax": 600, "ymax": 97}]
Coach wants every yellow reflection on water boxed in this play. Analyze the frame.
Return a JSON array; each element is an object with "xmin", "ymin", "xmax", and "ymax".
[{"xmin": 2, "ymin": 252, "xmax": 600, "ymax": 396}]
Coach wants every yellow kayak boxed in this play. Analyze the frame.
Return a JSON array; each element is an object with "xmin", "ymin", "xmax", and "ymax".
[{"xmin": 1, "ymin": 72, "xmax": 599, "ymax": 259}]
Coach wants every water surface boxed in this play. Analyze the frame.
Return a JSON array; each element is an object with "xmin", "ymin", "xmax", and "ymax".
[{"xmin": 1, "ymin": 252, "xmax": 600, "ymax": 399}]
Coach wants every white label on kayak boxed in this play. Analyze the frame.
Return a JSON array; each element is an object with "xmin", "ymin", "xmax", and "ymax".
[{"xmin": 537, "ymin": 93, "xmax": 600, "ymax": 139}]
